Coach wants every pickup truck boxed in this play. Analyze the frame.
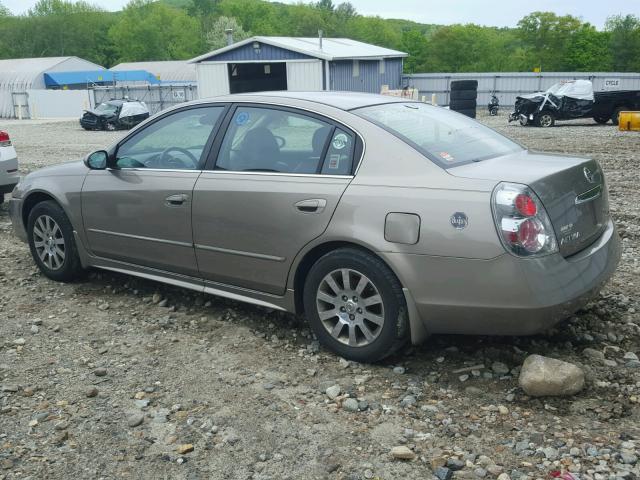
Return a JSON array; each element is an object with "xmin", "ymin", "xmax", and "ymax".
[{"xmin": 509, "ymin": 80, "xmax": 640, "ymax": 127}]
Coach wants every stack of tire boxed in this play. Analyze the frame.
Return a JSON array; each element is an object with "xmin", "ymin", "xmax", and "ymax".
[{"xmin": 449, "ymin": 80, "xmax": 478, "ymax": 118}]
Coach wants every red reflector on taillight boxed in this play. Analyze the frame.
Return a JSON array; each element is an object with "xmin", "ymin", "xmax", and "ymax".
[
  {"xmin": 0, "ymin": 131, "xmax": 9, "ymax": 143},
  {"xmin": 517, "ymin": 218, "xmax": 544, "ymax": 252},
  {"xmin": 515, "ymin": 194, "xmax": 537, "ymax": 216}
]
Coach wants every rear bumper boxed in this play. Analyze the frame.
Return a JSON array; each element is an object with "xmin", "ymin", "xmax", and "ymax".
[
  {"xmin": 382, "ymin": 219, "xmax": 621, "ymax": 336},
  {"xmin": 8, "ymin": 197, "xmax": 27, "ymax": 242}
]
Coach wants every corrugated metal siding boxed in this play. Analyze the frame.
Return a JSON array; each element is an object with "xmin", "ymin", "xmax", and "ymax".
[
  {"xmin": 196, "ymin": 64, "xmax": 230, "ymax": 98},
  {"xmin": 403, "ymin": 72, "xmax": 640, "ymax": 106},
  {"xmin": 201, "ymin": 43, "xmax": 313, "ymax": 62},
  {"xmin": 330, "ymin": 58, "xmax": 402, "ymax": 93},
  {"xmin": 286, "ymin": 61, "xmax": 323, "ymax": 91}
]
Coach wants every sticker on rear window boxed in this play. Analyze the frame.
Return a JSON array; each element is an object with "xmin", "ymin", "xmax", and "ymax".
[
  {"xmin": 328, "ymin": 154, "xmax": 341, "ymax": 169},
  {"xmin": 439, "ymin": 151, "xmax": 455, "ymax": 162},
  {"xmin": 332, "ymin": 133, "xmax": 349, "ymax": 150},
  {"xmin": 235, "ymin": 112, "xmax": 250, "ymax": 125}
]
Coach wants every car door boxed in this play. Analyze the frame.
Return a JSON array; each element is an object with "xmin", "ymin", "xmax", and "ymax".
[
  {"xmin": 82, "ymin": 105, "xmax": 226, "ymax": 277},
  {"xmin": 192, "ymin": 104, "xmax": 360, "ymax": 295}
]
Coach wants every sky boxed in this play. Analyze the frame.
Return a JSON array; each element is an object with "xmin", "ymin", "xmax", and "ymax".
[{"xmin": 2, "ymin": 0, "xmax": 637, "ymax": 29}]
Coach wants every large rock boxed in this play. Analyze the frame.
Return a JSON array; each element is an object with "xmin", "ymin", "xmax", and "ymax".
[{"xmin": 518, "ymin": 354, "xmax": 585, "ymax": 396}]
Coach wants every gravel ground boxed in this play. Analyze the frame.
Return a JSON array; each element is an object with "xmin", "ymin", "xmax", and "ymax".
[{"xmin": 0, "ymin": 113, "xmax": 639, "ymax": 480}]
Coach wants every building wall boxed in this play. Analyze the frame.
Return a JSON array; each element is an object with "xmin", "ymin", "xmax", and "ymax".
[
  {"xmin": 202, "ymin": 43, "xmax": 314, "ymax": 62},
  {"xmin": 329, "ymin": 58, "xmax": 402, "ymax": 93},
  {"xmin": 403, "ymin": 71, "xmax": 640, "ymax": 106}
]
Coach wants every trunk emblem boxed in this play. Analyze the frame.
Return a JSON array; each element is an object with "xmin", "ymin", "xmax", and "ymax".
[
  {"xmin": 450, "ymin": 212, "xmax": 468, "ymax": 230},
  {"xmin": 583, "ymin": 167, "xmax": 599, "ymax": 184}
]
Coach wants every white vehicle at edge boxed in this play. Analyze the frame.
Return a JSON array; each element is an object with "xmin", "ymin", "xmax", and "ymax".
[{"xmin": 0, "ymin": 130, "xmax": 19, "ymax": 204}]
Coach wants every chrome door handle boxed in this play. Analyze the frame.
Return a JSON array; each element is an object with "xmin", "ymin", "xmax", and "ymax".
[
  {"xmin": 165, "ymin": 194, "xmax": 188, "ymax": 206},
  {"xmin": 295, "ymin": 198, "xmax": 327, "ymax": 214}
]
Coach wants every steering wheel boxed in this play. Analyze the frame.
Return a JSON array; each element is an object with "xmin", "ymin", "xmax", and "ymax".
[{"xmin": 159, "ymin": 147, "xmax": 199, "ymax": 169}]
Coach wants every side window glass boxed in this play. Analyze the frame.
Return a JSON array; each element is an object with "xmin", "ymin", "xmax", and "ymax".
[
  {"xmin": 116, "ymin": 106, "xmax": 223, "ymax": 170},
  {"xmin": 321, "ymin": 128, "xmax": 354, "ymax": 175},
  {"xmin": 216, "ymin": 107, "xmax": 332, "ymax": 174}
]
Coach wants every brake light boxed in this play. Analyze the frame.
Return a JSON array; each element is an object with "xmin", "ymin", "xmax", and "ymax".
[
  {"xmin": 0, "ymin": 131, "xmax": 10, "ymax": 147},
  {"xmin": 492, "ymin": 182, "xmax": 557, "ymax": 257}
]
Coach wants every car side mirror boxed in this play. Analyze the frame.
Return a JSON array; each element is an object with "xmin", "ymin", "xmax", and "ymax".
[{"xmin": 84, "ymin": 150, "xmax": 108, "ymax": 170}]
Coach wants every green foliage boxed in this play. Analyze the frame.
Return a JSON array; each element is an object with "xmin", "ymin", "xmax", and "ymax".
[
  {"xmin": 108, "ymin": 0, "xmax": 202, "ymax": 63},
  {"xmin": 205, "ymin": 15, "xmax": 251, "ymax": 50},
  {"xmin": 0, "ymin": 0, "xmax": 638, "ymax": 73}
]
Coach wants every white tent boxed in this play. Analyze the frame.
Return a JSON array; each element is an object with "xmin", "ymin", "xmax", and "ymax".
[{"xmin": 0, "ymin": 56, "xmax": 104, "ymax": 118}]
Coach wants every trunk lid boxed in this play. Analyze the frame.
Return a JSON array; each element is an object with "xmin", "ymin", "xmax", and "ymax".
[{"xmin": 449, "ymin": 150, "xmax": 608, "ymax": 257}]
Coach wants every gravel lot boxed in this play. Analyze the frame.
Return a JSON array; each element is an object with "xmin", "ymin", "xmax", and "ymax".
[{"xmin": 0, "ymin": 113, "xmax": 639, "ymax": 480}]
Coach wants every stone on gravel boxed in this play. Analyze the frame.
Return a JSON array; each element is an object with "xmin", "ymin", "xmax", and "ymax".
[
  {"xmin": 390, "ymin": 446, "xmax": 415, "ymax": 460},
  {"xmin": 342, "ymin": 398, "xmax": 359, "ymax": 412},
  {"xmin": 435, "ymin": 466, "xmax": 453, "ymax": 480},
  {"xmin": 176, "ymin": 444, "xmax": 194, "ymax": 454},
  {"xmin": 85, "ymin": 387, "xmax": 98, "ymax": 398},
  {"xmin": 491, "ymin": 362, "xmax": 510, "ymax": 375},
  {"xmin": 127, "ymin": 414, "xmax": 144, "ymax": 427},
  {"xmin": 93, "ymin": 367, "xmax": 107, "ymax": 377},
  {"xmin": 326, "ymin": 385, "xmax": 341, "ymax": 400},
  {"xmin": 518, "ymin": 354, "xmax": 585, "ymax": 396}
]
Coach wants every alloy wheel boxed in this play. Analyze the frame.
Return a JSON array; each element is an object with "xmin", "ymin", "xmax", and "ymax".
[
  {"xmin": 539, "ymin": 114, "xmax": 553, "ymax": 127},
  {"xmin": 32, "ymin": 215, "xmax": 65, "ymax": 271},
  {"xmin": 315, "ymin": 268, "xmax": 385, "ymax": 347}
]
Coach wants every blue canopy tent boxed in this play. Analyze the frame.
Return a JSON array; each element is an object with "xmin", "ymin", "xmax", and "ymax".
[{"xmin": 44, "ymin": 70, "xmax": 161, "ymax": 89}]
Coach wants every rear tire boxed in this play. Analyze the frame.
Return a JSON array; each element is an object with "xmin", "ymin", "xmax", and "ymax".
[
  {"xmin": 490, "ymin": 106, "xmax": 499, "ymax": 116},
  {"xmin": 534, "ymin": 112, "xmax": 555, "ymax": 127},
  {"xmin": 611, "ymin": 107, "xmax": 628, "ymax": 126},
  {"xmin": 593, "ymin": 116, "xmax": 610, "ymax": 124},
  {"xmin": 27, "ymin": 201, "xmax": 84, "ymax": 282},
  {"xmin": 303, "ymin": 248, "xmax": 409, "ymax": 363}
]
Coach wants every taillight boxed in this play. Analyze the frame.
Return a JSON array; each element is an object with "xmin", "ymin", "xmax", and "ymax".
[
  {"xmin": 0, "ymin": 131, "xmax": 10, "ymax": 147},
  {"xmin": 492, "ymin": 182, "xmax": 557, "ymax": 257}
]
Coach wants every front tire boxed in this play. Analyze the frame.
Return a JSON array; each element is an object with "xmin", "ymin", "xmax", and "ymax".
[
  {"xmin": 593, "ymin": 116, "xmax": 610, "ymax": 124},
  {"xmin": 27, "ymin": 201, "xmax": 84, "ymax": 282},
  {"xmin": 303, "ymin": 248, "xmax": 409, "ymax": 362},
  {"xmin": 535, "ymin": 112, "xmax": 555, "ymax": 127}
]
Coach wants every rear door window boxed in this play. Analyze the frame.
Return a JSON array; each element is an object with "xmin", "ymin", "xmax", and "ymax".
[{"xmin": 215, "ymin": 107, "xmax": 334, "ymax": 174}]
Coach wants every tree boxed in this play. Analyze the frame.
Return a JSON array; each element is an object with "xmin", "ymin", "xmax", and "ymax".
[
  {"xmin": 606, "ymin": 14, "xmax": 640, "ymax": 71},
  {"xmin": 315, "ymin": 0, "xmax": 334, "ymax": 12},
  {"xmin": 0, "ymin": 1, "xmax": 10, "ymax": 16},
  {"xmin": 518, "ymin": 12, "xmax": 582, "ymax": 71},
  {"xmin": 108, "ymin": 0, "xmax": 202, "ymax": 62},
  {"xmin": 205, "ymin": 15, "xmax": 250, "ymax": 50}
]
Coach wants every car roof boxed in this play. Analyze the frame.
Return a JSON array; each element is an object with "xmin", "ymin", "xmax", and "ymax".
[{"xmin": 209, "ymin": 91, "xmax": 412, "ymax": 111}]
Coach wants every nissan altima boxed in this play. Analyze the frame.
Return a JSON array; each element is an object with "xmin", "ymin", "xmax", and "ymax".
[{"xmin": 9, "ymin": 92, "xmax": 621, "ymax": 362}]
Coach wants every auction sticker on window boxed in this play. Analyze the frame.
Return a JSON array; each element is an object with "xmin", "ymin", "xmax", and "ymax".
[
  {"xmin": 235, "ymin": 112, "xmax": 250, "ymax": 125},
  {"xmin": 332, "ymin": 133, "xmax": 349, "ymax": 150},
  {"xmin": 328, "ymin": 154, "xmax": 341, "ymax": 169},
  {"xmin": 439, "ymin": 151, "xmax": 455, "ymax": 162}
]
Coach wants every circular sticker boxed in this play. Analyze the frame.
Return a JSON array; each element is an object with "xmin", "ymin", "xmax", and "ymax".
[
  {"xmin": 450, "ymin": 212, "xmax": 468, "ymax": 230},
  {"xmin": 332, "ymin": 133, "xmax": 349, "ymax": 150},
  {"xmin": 235, "ymin": 112, "xmax": 250, "ymax": 125}
]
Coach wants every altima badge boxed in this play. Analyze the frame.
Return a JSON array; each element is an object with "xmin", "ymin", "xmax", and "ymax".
[{"xmin": 450, "ymin": 212, "xmax": 468, "ymax": 230}]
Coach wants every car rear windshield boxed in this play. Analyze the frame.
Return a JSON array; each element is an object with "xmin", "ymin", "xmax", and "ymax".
[{"xmin": 355, "ymin": 102, "xmax": 523, "ymax": 167}]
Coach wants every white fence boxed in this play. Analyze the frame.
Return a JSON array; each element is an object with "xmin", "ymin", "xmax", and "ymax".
[{"xmin": 402, "ymin": 72, "xmax": 640, "ymax": 106}]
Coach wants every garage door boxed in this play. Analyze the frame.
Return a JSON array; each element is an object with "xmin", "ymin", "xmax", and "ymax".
[
  {"xmin": 286, "ymin": 61, "xmax": 323, "ymax": 91},
  {"xmin": 197, "ymin": 63, "xmax": 230, "ymax": 98}
]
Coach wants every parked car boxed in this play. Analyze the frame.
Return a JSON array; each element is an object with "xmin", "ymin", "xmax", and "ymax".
[
  {"xmin": 9, "ymin": 92, "xmax": 620, "ymax": 362},
  {"xmin": 0, "ymin": 130, "xmax": 19, "ymax": 204},
  {"xmin": 509, "ymin": 80, "xmax": 640, "ymax": 127},
  {"xmin": 80, "ymin": 99, "xmax": 150, "ymax": 131}
]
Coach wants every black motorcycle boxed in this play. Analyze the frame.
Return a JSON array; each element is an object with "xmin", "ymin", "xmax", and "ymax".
[{"xmin": 488, "ymin": 93, "xmax": 499, "ymax": 116}]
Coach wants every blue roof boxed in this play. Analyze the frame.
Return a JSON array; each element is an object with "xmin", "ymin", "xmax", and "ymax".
[{"xmin": 44, "ymin": 70, "xmax": 161, "ymax": 87}]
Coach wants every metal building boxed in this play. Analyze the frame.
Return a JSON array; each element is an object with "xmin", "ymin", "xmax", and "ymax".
[
  {"xmin": 190, "ymin": 36, "xmax": 407, "ymax": 98},
  {"xmin": 0, "ymin": 56, "xmax": 104, "ymax": 118},
  {"xmin": 110, "ymin": 61, "xmax": 197, "ymax": 85}
]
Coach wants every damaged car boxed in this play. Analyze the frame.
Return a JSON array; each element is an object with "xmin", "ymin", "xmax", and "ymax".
[
  {"xmin": 80, "ymin": 99, "xmax": 150, "ymax": 131},
  {"xmin": 509, "ymin": 80, "xmax": 640, "ymax": 127}
]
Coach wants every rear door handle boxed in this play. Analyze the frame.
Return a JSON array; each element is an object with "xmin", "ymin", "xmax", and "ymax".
[
  {"xmin": 294, "ymin": 198, "xmax": 327, "ymax": 214},
  {"xmin": 165, "ymin": 193, "xmax": 188, "ymax": 206}
]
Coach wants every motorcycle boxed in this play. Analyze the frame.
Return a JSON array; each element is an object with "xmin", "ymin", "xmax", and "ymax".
[{"xmin": 488, "ymin": 93, "xmax": 499, "ymax": 116}]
